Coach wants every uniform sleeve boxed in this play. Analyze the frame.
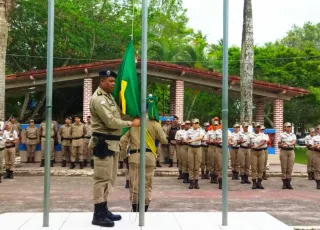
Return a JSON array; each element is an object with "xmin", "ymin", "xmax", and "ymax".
[
  {"xmin": 119, "ymin": 131, "xmax": 130, "ymax": 160},
  {"xmin": 305, "ymin": 136, "xmax": 309, "ymax": 145},
  {"xmin": 174, "ymin": 131, "xmax": 180, "ymax": 140},
  {"xmin": 292, "ymin": 134, "xmax": 297, "ymax": 141},
  {"xmin": 278, "ymin": 134, "xmax": 283, "ymax": 143},
  {"xmin": 93, "ymin": 98, "xmax": 132, "ymax": 129},
  {"xmin": 155, "ymin": 123, "xmax": 168, "ymax": 144},
  {"xmin": 83, "ymin": 125, "xmax": 87, "ymax": 136},
  {"xmin": 13, "ymin": 131, "xmax": 18, "ymax": 139},
  {"xmin": 265, "ymin": 134, "xmax": 269, "ymax": 141}
]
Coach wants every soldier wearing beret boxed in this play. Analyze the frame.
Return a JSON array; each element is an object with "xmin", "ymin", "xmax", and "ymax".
[
  {"xmin": 89, "ymin": 69, "xmax": 140, "ymax": 227},
  {"xmin": 24, "ymin": 119, "xmax": 39, "ymax": 163},
  {"xmin": 309, "ymin": 125, "xmax": 320, "ymax": 189},
  {"xmin": 201, "ymin": 122, "xmax": 210, "ymax": 179},
  {"xmin": 58, "ymin": 117, "xmax": 72, "ymax": 167},
  {"xmin": 305, "ymin": 128, "xmax": 315, "ymax": 180}
]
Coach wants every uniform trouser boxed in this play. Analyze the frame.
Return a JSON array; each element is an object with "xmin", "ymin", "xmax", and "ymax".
[
  {"xmin": 83, "ymin": 138, "xmax": 92, "ymax": 161},
  {"xmin": 71, "ymin": 145, "xmax": 84, "ymax": 162},
  {"xmin": 280, "ymin": 149, "xmax": 295, "ymax": 180},
  {"xmin": 129, "ymin": 151, "xmax": 155, "ymax": 205},
  {"xmin": 26, "ymin": 144, "xmax": 36, "ymax": 158},
  {"xmin": 61, "ymin": 145, "xmax": 71, "ymax": 161},
  {"xmin": 207, "ymin": 145, "xmax": 216, "ymax": 174},
  {"xmin": 214, "ymin": 147, "xmax": 223, "ymax": 178},
  {"xmin": 180, "ymin": 145, "xmax": 189, "ymax": 173},
  {"xmin": 176, "ymin": 145, "xmax": 182, "ymax": 171},
  {"xmin": 263, "ymin": 149, "xmax": 268, "ymax": 171},
  {"xmin": 169, "ymin": 143, "xmax": 177, "ymax": 160},
  {"xmin": 230, "ymin": 148, "xmax": 240, "ymax": 172},
  {"xmin": 201, "ymin": 146, "xmax": 209, "ymax": 171},
  {"xmin": 313, "ymin": 151, "xmax": 320, "ymax": 180},
  {"xmin": 162, "ymin": 145, "xmax": 169, "ymax": 161},
  {"xmin": 15, "ymin": 145, "xmax": 19, "ymax": 157},
  {"xmin": 307, "ymin": 149, "xmax": 314, "ymax": 173},
  {"xmin": 156, "ymin": 146, "xmax": 161, "ymax": 162},
  {"xmin": 5, "ymin": 147, "xmax": 16, "ymax": 171},
  {"xmin": 41, "ymin": 139, "xmax": 54, "ymax": 160},
  {"xmin": 251, "ymin": 150, "xmax": 265, "ymax": 180},
  {"xmin": 0, "ymin": 149, "xmax": 4, "ymax": 173},
  {"xmin": 239, "ymin": 148, "xmax": 250, "ymax": 175},
  {"xmin": 93, "ymin": 152, "xmax": 119, "ymax": 204},
  {"xmin": 188, "ymin": 146, "xmax": 202, "ymax": 180}
]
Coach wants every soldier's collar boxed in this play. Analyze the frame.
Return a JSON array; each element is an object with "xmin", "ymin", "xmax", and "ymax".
[{"xmin": 97, "ymin": 87, "xmax": 108, "ymax": 96}]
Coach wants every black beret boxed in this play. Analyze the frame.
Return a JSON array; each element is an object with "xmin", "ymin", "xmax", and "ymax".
[
  {"xmin": 65, "ymin": 117, "xmax": 72, "ymax": 120},
  {"xmin": 99, "ymin": 69, "xmax": 117, "ymax": 78},
  {"xmin": 74, "ymin": 115, "xmax": 81, "ymax": 118},
  {"xmin": 173, "ymin": 115, "xmax": 179, "ymax": 119}
]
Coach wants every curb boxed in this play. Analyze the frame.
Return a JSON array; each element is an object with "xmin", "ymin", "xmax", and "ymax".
[{"xmin": 293, "ymin": 227, "xmax": 320, "ymax": 230}]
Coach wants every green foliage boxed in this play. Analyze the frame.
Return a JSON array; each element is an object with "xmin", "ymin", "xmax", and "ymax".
[{"xmin": 294, "ymin": 147, "xmax": 307, "ymax": 165}]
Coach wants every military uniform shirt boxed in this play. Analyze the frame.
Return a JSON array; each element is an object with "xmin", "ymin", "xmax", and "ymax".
[
  {"xmin": 305, "ymin": 135, "xmax": 313, "ymax": 145},
  {"xmin": 0, "ymin": 133, "xmax": 6, "ymax": 148},
  {"xmin": 162, "ymin": 125, "xmax": 171, "ymax": 138},
  {"xmin": 71, "ymin": 123, "xmax": 86, "ymax": 146},
  {"xmin": 310, "ymin": 135, "xmax": 320, "ymax": 146},
  {"xmin": 250, "ymin": 132, "xmax": 266, "ymax": 148},
  {"xmin": 85, "ymin": 123, "xmax": 92, "ymax": 137},
  {"xmin": 59, "ymin": 124, "xmax": 72, "ymax": 146},
  {"xmin": 185, "ymin": 128, "xmax": 205, "ymax": 146},
  {"xmin": 3, "ymin": 130, "xmax": 18, "ymax": 147},
  {"xmin": 230, "ymin": 132, "xmax": 241, "ymax": 147},
  {"xmin": 278, "ymin": 132, "xmax": 296, "ymax": 145},
  {"xmin": 90, "ymin": 87, "xmax": 132, "ymax": 152},
  {"xmin": 214, "ymin": 129, "xmax": 231, "ymax": 145},
  {"xmin": 202, "ymin": 130, "xmax": 210, "ymax": 146},
  {"xmin": 25, "ymin": 126, "xmax": 38, "ymax": 145},
  {"xmin": 175, "ymin": 129, "xmax": 185, "ymax": 141},
  {"xmin": 8, "ymin": 122, "xmax": 21, "ymax": 135},
  {"xmin": 239, "ymin": 132, "xmax": 251, "ymax": 147},
  {"xmin": 40, "ymin": 122, "xmax": 57, "ymax": 140}
]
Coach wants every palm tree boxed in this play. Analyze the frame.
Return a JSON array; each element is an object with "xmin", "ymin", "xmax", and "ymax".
[
  {"xmin": 0, "ymin": 0, "xmax": 16, "ymax": 120},
  {"xmin": 240, "ymin": 0, "xmax": 254, "ymax": 123}
]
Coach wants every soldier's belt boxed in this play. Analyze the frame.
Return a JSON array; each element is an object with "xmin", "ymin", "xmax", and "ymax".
[
  {"xmin": 27, "ymin": 137, "xmax": 37, "ymax": 140},
  {"xmin": 240, "ymin": 145, "xmax": 250, "ymax": 149},
  {"xmin": 5, "ymin": 144, "xmax": 15, "ymax": 148},
  {"xmin": 252, "ymin": 148, "xmax": 264, "ymax": 151},
  {"xmin": 62, "ymin": 137, "xmax": 72, "ymax": 141},
  {"xmin": 0, "ymin": 148, "xmax": 5, "ymax": 151},
  {"xmin": 217, "ymin": 145, "xmax": 223, "ymax": 148},
  {"xmin": 84, "ymin": 136, "xmax": 91, "ymax": 139},
  {"xmin": 281, "ymin": 147, "xmax": 294, "ymax": 151},
  {"xmin": 189, "ymin": 145, "xmax": 201, "ymax": 148},
  {"xmin": 201, "ymin": 145, "xmax": 209, "ymax": 148},
  {"xmin": 92, "ymin": 132, "xmax": 120, "ymax": 141},
  {"xmin": 231, "ymin": 146, "xmax": 240, "ymax": 149},
  {"xmin": 129, "ymin": 148, "xmax": 152, "ymax": 154},
  {"xmin": 209, "ymin": 143, "xmax": 217, "ymax": 146},
  {"xmin": 72, "ymin": 137, "xmax": 84, "ymax": 140}
]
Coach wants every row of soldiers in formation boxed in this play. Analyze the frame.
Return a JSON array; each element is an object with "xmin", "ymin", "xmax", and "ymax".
[
  {"xmin": 152, "ymin": 117, "xmax": 319, "ymax": 190},
  {"xmin": 0, "ymin": 115, "xmax": 93, "ymax": 182}
]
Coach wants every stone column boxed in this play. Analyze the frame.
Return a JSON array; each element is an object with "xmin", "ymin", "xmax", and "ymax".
[
  {"xmin": 255, "ymin": 101, "xmax": 265, "ymax": 125},
  {"xmin": 273, "ymin": 99, "xmax": 284, "ymax": 155},
  {"xmin": 83, "ymin": 78, "xmax": 92, "ymax": 122}
]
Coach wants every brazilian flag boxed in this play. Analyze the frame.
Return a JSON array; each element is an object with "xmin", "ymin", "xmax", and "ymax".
[{"xmin": 113, "ymin": 40, "xmax": 141, "ymax": 119}]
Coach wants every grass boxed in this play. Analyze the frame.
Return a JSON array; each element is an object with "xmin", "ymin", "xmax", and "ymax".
[{"xmin": 294, "ymin": 147, "xmax": 308, "ymax": 165}]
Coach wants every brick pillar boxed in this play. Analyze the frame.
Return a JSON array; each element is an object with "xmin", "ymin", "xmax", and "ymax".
[
  {"xmin": 169, "ymin": 83, "xmax": 176, "ymax": 116},
  {"xmin": 83, "ymin": 78, "xmax": 92, "ymax": 122},
  {"xmin": 255, "ymin": 101, "xmax": 265, "ymax": 125},
  {"xmin": 174, "ymin": 80, "xmax": 184, "ymax": 121},
  {"xmin": 273, "ymin": 99, "xmax": 284, "ymax": 155}
]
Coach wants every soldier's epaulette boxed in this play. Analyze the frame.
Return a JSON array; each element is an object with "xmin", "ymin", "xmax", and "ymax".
[{"xmin": 97, "ymin": 91, "xmax": 102, "ymax": 96}]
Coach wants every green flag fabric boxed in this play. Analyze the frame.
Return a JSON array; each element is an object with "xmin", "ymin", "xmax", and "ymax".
[{"xmin": 113, "ymin": 40, "xmax": 141, "ymax": 118}]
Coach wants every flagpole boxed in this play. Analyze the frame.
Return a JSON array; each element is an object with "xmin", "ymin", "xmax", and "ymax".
[
  {"xmin": 222, "ymin": 0, "xmax": 229, "ymax": 226},
  {"xmin": 43, "ymin": 0, "xmax": 54, "ymax": 227},
  {"xmin": 139, "ymin": 0, "xmax": 148, "ymax": 226}
]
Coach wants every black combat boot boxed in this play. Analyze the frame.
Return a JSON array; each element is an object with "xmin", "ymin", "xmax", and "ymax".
[
  {"xmin": 311, "ymin": 172, "xmax": 315, "ymax": 180},
  {"xmin": 308, "ymin": 172, "xmax": 312, "ymax": 180},
  {"xmin": 316, "ymin": 180, "xmax": 320, "ymax": 189},
  {"xmin": 169, "ymin": 159, "xmax": 173, "ymax": 168},
  {"xmin": 31, "ymin": 157, "xmax": 35, "ymax": 163},
  {"xmin": 119, "ymin": 161, "xmax": 124, "ymax": 169},
  {"xmin": 91, "ymin": 159, "xmax": 94, "ymax": 169},
  {"xmin": 145, "ymin": 205, "xmax": 149, "ymax": 212},
  {"xmin": 40, "ymin": 159, "xmax": 45, "ymax": 167},
  {"xmin": 61, "ymin": 160, "xmax": 66, "ymax": 167},
  {"xmin": 105, "ymin": 202, "xmax": 121, "ymax": 221},
  {"xmin": 80, "ymin": 162, "xmax": 84, "ymax": 169},
  {"xmin": 282, "ymin": 179, "xmax": 287, "ymax": 189},
  {"xmin": 132, "ymin": 204, "xmax": 139, "ymax": 212},
  {"xmin": 257, "ymin": 178, "xmax": 264, "ymax": 189},
  {"xmin": 178, "ymin": 170, "xmax": 183, "ymax": 180},
  {"xmin": 240, "ymin": 175, "xmax": 245, "ymax": 184},
  {"xmin": 83, "ymin": 159, "xmax": 88, "ymax": 167},
  {"xmin": 50, "ymin": 160, "xmax": 54, "ymax": 167},
  {"xmin": 92, "ymin": 202, "xmax": 114, "ymax": 227},
  {"xmin": 0, "ymin": 174, "xmax": 2, "ymax": 183},
  {"xmin": 177, "ymin": 160, "xmax": 179, "ymax": 168},
  {"xmin": 201, "ymin": 170, "xmax": 205, "ymax": 179},
  {"xmin": 210, "ymin": 173, "xmax": 215, "ymax": 183},
  {"xmin": 262, "ymin": 171, "xmax": 268, "ymax": 180},
  {"xmin": 218, "ymin": 178, "xmax": 222, "ymax": 189},
  {"xmin": 125, "ymin": 180, "xmax": 129, "ymax": 189},
  {"xmin": 286, "ymin": 179, "xmax": 293, "ymax": 190},
  {"xmin": 4, "ymin": 169, "xmax": 10, "ymax": 179},
  {"xmin": 252, "ymin": 179, "xmax": 257, "ymax": 189},
  {"xmin": 236, "ymin": 172, "xmax": 240, "ymax": 180},
  {"xmin": 26, "ymin": 157, "xmax": 30, "ymax": 163},
  {"xmin": 205, "ymin": 170, "xmax": 210, "ymax": 179},
  {"xmin": 182, "ymin": 173, "xmax": 188, "ymax": 183},
  {"xmin": 194, "ymin": 179, "xmax": 200, "ymax": 189},
  {"xmin": 244, "ymin": 174, "xmax": 251, "ymax": 184},
  {"xmin": 231, "ymin": 171, "xmax": 236, "ymax": 180},
  {"xmin": 156, "ymin": 160, "xmax": 162, "ymax": 167},
  {"xmin": 70, "ymin": 162, "xmax": 75, "ymax": 169},
  {"xmin": 213, "ymin": 174, "xmax": 218, "ymax": 184},
  {"xmin": 189, "ymin": 180, "xmax": 194, "ymax": 189}
]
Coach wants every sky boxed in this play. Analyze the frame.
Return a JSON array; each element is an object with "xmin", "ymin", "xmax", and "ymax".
[{"xmin": 183, "ymin": 0, "xmax": 320, "ymax": 47}]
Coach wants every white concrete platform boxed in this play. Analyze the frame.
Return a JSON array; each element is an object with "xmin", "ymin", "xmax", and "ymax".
[{"xmin": 0, "ymin": 212, "xmax": 294, "ymax": 230}]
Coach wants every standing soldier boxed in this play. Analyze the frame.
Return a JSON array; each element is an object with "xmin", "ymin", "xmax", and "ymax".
[
  {"xmin": 207, "ymin": 118, "xmax": 221, "ymax": 184},
  {"xmin": 162, "ymin": 119, "xmax": 171, "ymax": 164},
  {"xmin": 89, "ymin": 69, "xmax": 140, "ymax": 227},
  {"xmin": 7, "ymin": 116, "xmax": 22, "ymax": 156},
  {"xmin": 230, "ymin": 123, "xmax": 241, "ymax": 180},
  {"xmin": 213, "ymin": 123, "xmax": 231, "ymax": 189},
  {"xmin": 39, "ymin": 120, "xmax": 57, "ymax": 167},
  {"xmin": 278, "ymin": 122, "xmax": 296, "ymax": 189},
  {"xmin": 0, "ymin": 127, "xmax": 5, "ymax": 183},
  {"xmin": 310, "ymin": 128, "xmax": 320, "ymax": 189},
  {"xmin": 25, "ymin": 119, "xmax": 39, "ymax": 163},
  {"xmin": 3, "ymin": 124, "xmax": 19, "ymax": 179},
  {"xmin": 175, "ymin": 122, "xmax": 185, "ymax": 179},
  {"xmin": 305, "ymin": 128, "xmax": 315, "ymax": 180},
  {"xmin": 238, "ymin": 122, "xmax": 251, "ymax": 184},
  {"xmin": 70, "ymin": 115, "xmax": 86, "ymax": 169},
  {"xmin": 249, "ymin": 122, "xmax": 267, "ymax": 189},
  {"xmin": 201, "ymin": 122, "xmax": 210, "ymax": 179},
  {"xmin": 58, "ymin": 117, "xmax": 72, "ymax": 167},
  {"xmin": 260, "ymin": 126, "xmax": 269, "ymax": 180},
  {"xmin": 180, "ymin": 121, "xmax": 191, "ymax": 183},
  {"xmin": 168, "ymin": 116, "xmax": 180, "ymax": 168},
  {"xmin": 84, "ymin": 116, "xmax": 93, "ymax": 168},
  {"xmin": 185, "ymin": 118, "xmax": 204, "ymax": 189},
  {"xmin": 120, "ymin": 99, "xmax": 167, "ymax": 212}
]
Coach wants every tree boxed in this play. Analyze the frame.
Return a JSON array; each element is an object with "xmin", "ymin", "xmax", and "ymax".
[
  {"xmin": 240, "ymin": 0, "xmax": 254, "ymax": 123},
  {"xmin": 0, "ymin": 0, "xmax": 15, "ymax": 120}
]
